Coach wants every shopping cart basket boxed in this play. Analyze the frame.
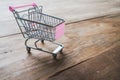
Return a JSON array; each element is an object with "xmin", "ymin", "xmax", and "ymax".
[{"xmin": 9, "ymin": 3, "xmax": 65, "ymax": 59}]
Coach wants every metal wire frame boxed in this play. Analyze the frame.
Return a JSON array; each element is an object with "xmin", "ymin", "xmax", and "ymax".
[
  {"xmin": 11, "ymin": 5, "xmax": 65, "ymax": 59},
  {"xmin": 25, "ymin": 38, "xmax": 64, "ymax": 55}
]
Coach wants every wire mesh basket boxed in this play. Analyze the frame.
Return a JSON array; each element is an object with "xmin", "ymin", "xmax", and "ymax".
[{"xmin": 11, "ymin": 5, "xmax": 64, "ymax": 41}]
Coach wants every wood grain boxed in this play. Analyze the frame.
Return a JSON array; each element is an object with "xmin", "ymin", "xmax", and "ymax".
[
  {"xmin": 48, "ymin": 43, "xmax": 120, "ymax": 80},
  {"xmin": 0, "ymin": 15, "xmax": 120, "ymax": 80}
]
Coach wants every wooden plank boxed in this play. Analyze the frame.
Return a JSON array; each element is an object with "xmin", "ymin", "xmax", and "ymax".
[
  {"xmin": 0, "ymin": 15, "xmax": 120, "ymax": 80},
  {"xmin": 48, "ymin": 44, "xmax": 120, "ymax": 80}
]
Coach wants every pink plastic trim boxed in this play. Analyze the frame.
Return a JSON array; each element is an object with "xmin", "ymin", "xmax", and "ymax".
[
  {"xmin": 9, "ymin": 3, "xmax": 37, "ymax": 12},
  {"xmin": 55, "ymin": 23, "xmax": 65, "ymax": 40}
]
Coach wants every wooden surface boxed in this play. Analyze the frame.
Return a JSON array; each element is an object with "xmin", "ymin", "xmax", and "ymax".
[
  {"xmin": 0, "ymin": 15, "xmax": 120, "ymax": 80},
  {"xmin": 48, "ymin": 44, "xmax": 120, "ymax": 80}
]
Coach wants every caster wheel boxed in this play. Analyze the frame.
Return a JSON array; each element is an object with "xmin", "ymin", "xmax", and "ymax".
[
  {"xmin": 41, "ymin": 40, "xmax": 44, "ymax": 44},
  {"xmin": 52, "ymin": 54, "xmax": 57, "ymax": 59},
  {"xmin": 26, "ymin": 47, "xmax": 31, "ymax": 53}
]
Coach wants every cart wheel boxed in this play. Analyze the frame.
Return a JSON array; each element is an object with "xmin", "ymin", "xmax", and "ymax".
[
  {"xmin": 26, "ymin": 47, "xmax": 31, "ymax": 53},
  {"xmin": 52, "ymin": 54, "xmax": 57, "ymax": 59},
  {"xmin": 41, "ymin": 40, "xmax": 44, "ymax": 44},
  {"xmin": 60, "ymin": 49, "xmax": 63, "ymax": 54}
]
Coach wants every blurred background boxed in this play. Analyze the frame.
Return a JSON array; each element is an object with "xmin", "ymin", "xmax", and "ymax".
[{"xmin": 0, "ymin": 0, "xmax": 120, "ymax": 37}]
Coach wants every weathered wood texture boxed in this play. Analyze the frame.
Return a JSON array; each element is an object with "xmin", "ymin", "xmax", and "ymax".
[
  {"xmin": 0, "ymin": 15, "xmax": 120, "ymax": 80},
  {"xmin": 48, "ymin": 43, "xmax": 120, "ymax": 80}
]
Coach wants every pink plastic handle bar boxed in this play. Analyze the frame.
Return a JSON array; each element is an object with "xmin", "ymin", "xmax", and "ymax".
[{"xmin": 9, "ymin": 3, "xmax": 37, "ymax": 12}]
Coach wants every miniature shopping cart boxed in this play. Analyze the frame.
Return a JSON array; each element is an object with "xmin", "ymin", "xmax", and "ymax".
[{"xmin": 9, "ymin": 3, "xmax": 65, "ymax": 59}]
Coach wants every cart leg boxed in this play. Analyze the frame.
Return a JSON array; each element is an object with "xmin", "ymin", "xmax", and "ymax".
[
  {"xmin": 26, "ymin": 47, "xmax": 31, "ymax": 54},
  {"xmin": 52, "ymin": 54, "xmax": 57, "ymax": 59}
]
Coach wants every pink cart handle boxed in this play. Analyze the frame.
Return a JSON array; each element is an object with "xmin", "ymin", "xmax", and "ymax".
[{"xmin": 9, "ymin": 3, "xmax": 37, "ymax": 12}]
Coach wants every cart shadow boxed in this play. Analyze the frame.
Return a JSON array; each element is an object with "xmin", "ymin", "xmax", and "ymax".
[{"xmin": 26, "ymin": 51, "xmax": 66, "ymax": 63}]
